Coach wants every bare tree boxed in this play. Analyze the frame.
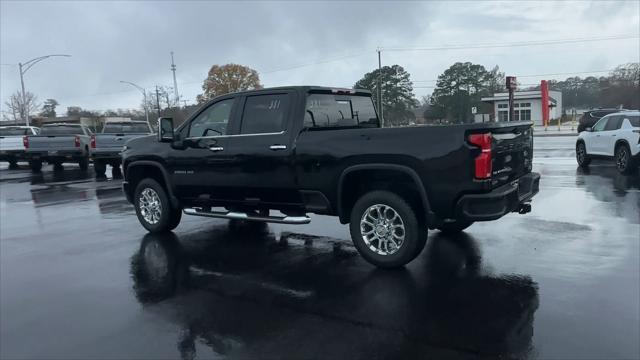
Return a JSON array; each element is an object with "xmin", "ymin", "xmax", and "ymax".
[{"xmin": 2, "ymin": 91, "xmax": 40, "ymax": 124}]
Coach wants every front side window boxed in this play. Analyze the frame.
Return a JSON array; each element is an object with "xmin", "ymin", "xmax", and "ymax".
[
  {"xmin": 592, "ymin": 117, "xmax": 609, "ymax": 132},
  {"xmin": 240, "ymin": 94, "xmax": 290, "ymax": 134},
  {"xmin": 304, "ymin": 94, "xmax": 379, "ymax": 128},
  {"xmin": 604, "ymin": 116, "xmax": 622, "ymax": 131},
  {"xmin": 188, "ymin": 99, "xmax": 234, "ymax": 138}
]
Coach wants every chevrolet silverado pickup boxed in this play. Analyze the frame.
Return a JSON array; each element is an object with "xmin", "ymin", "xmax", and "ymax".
[
  {"xmin": 122, "ymin": 86, "xmax": 540, "ymax": 268},
  {"xmin": 0, "ymin": 126, "xmax": 39, "ymax": 168},
  {"xmin": 90, "ymin": 120, "xmax": 152, "ymax": 176},
  {"xmin": 25, "ymin": 123, "xmax": 92, "ymax": 172}
]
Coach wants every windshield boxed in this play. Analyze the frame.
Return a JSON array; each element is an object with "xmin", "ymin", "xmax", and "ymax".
[
  {"xmin": 304, "ymin": 94, "xmax": 379, "ymax": 128},
  {"xmin": 102, "ymin": 123, "xmax": 150, "ymax": 134},
  {"xmin": 0, "ymin": 127, "xmax": 31, "ymax": 136},
  {"xmin": 40, "ymin": 125, "xmax": 84, "ymax": 136}
]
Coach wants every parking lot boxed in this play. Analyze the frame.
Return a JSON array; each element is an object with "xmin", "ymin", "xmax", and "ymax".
[{"xmin": 0, "ymin": 136, "xmax": 638, "ymax": 359}]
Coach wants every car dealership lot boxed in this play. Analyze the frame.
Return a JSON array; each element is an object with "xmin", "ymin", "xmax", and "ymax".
[{"xmin": 0, "ymin": 136, "xmax": 638, "ymax": 359}]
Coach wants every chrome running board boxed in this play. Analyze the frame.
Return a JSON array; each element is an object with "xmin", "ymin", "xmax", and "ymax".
[{"xmin": 183, "ymin": 208, "xmax": 311, "ymax": 225}]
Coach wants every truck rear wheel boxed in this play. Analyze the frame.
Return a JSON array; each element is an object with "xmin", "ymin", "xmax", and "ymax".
[
  {"xmin": 78, "ymin": 157, "xmax": 89, "ymax": 171},
  {"xmin": 349, "ymin": 190, "xmax": 427, "ymax": 268},
  {"xmin": 94, "ymin": 160, "xmax": 106, "ymax": 176},
  {"xmin": 134, "ymin": 178, "xmax": 181, "ymax": 233},
  {"xmin": 29, "ymin": 159, "xmax": 42, "ymax": 173}
]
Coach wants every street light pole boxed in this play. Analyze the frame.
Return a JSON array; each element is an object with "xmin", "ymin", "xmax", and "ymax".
[
  {"xmin": 119, "ymin": 80, "xmax": 150, "ymax": 127},
  {"xmin": 18, "ymin": 54, "xmax": 71, "ymax": 126}
]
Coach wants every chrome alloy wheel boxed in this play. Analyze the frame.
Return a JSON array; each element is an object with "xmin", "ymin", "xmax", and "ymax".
[
  {"xmin": 139, "ymin": 188, "xmax": 162, "ymax": 224},
  {"xmin": 360, "ymin": 204, "xmax": 405, "ymax": 256}
]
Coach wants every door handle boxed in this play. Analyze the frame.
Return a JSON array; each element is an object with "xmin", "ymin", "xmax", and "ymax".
[
  {"xmin": 611, "ymin": 134, "xmax": 616, "ymax": 137},
  {"xmin": 269, "ymin": 145, "xmax": 287, "ymax": 151},
  {"xmin": 209, "ymin": 146, "xmax": 224, "ymax": 152}
]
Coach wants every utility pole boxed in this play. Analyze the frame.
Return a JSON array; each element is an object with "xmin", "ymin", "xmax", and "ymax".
[
  {"xmin": 170, "ymin": 51, "xmax": 179, "ymax": 105},
  {"xmin": 377, "ymin": 48, "xmax": 383, "ymax": 127},
  {"xmin": 17, "ymin": 54, "xmax": 71, "ymax": 126},
  {"xmin": 155, "ymin": 86, "xmax": 161, "ymax": 119}
]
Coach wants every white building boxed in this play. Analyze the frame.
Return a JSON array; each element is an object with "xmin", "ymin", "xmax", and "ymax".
[{"xmin": 481, "ymin": 90, "xmax": 562, "ymax": 126}]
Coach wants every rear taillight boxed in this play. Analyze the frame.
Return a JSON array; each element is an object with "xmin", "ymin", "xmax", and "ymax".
[
  {"xmin": 74, "ymin": 135, "xmax": 81, "ymax": 148},
  {"xmin": 23, "ymin": 136, "xmax": 29, "ymax": 149},
  {"xmin": 90, "ymin": 135, "xmax": 96, "ymax": 148},
  {"xmin": 468, "ymin": 133, "xmax": 492, "ymax": 179}
]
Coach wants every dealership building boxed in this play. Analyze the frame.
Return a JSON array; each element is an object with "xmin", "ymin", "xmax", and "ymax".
[{"xmin": 481, "ymin": 90, "xmax": 563, "ymax": 126}]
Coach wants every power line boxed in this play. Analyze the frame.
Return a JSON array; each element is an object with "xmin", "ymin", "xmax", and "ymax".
[
  {"xmin": 383, "ymin": 34, "xmax": 639, "ymax": 52},
  {"xmin": 412, "ymin": 69, "xmax": 621, "ymax": 83}
]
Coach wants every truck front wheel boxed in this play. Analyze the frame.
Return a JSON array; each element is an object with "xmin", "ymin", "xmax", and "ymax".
[
  {"xmin": 134, "ymin": 178, "xmax": 181, "ymax": 233},
  {"xmin": 349, "ymin": 190, "xmax": 427, "ymax": 268}
]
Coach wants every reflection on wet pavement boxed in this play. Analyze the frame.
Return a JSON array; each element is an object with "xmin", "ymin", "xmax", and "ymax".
[{"xmin": 131, "ymin": 228, "xmax": 539, "ymax": 358}]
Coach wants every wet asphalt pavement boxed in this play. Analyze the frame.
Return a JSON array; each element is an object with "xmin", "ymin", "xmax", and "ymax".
[{"xmin": 0, "ymin": 136, "xmax": 638, "ymax": 360}]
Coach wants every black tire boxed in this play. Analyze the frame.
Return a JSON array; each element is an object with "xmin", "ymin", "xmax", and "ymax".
[
  {"xmin": 52, "ymin": 162, "xmax": 64, "ymax": 171},
  {"xmin": 615, "ymin": 143, "xmax": 635, "ymax": 175},
  {"xmin": 436, "ymin": 220, "xmax": 474, "ymax": 234},
  {"xmin": 8, "ymin": 161, "xmax": 18, "ymax": 169},
  {"xmin": 167, "ymin": 208, "xmax": 182, "ymax": 231},
  {"xmin": 134, "ymin": 178, "xmax": 181, "ymax": 233},
  {"xmin": 349, "ymin": 190, "xmax": 427, "ymax": 268},
  {"xmin": 576, "ymin": 141, "xmax": 591, "ymax": 168},
  {"xmin": 78, "ymin": 157, "xmax": 89, "ymax": 171},
  {"xmin": 29, "ymin": 159, "xmax": 42, "ymax": 173},
  {"xmin": 112, "ymin": 164, "xmax": 123, "ymax": 179},
  {"xmin": 94, "ymin": 160, "xmax": 106, "ymax": 176}
]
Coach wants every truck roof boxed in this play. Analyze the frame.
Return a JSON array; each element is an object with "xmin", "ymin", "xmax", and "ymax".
[{"xmin": 210, "ymin": 86, "xmax": 372, "ymax": 98}]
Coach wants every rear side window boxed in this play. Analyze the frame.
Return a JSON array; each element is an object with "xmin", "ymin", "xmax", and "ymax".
[
  {"xmin": 626, "ymin": 115, "xmax": 639, "ymax": 127},
  {"xmin": 305, "ymin": 94, "xmax": 379, "ymax": 128},
  {"xmin": 240, "ymin": 94, "xmax": 290, "ymax": 134},
  {"xmin": 604, "ymin": 116, "xmax": 623, "ymax": 131},
  {"xmin": 40, "ymin": 126, "xmax": 84, "ymax": 135},
  {"xmin": 102, "ymin": 123, "xmax": 150, "ymax": 133},
  {"xmin": 0, "ymin": 128, "xmax": 29, "ymax": 136}
]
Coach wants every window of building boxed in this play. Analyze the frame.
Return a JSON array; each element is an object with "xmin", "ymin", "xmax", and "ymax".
[
  {"xmin": 519, "ymin": 109, "xmax": 531, "ymax": 121},
  {"xmin": 498, "ymin": 103, "xmax": 508, "ymax": 109},
  {"xmin": 498, "ymin": 111, "xmax": 509, "ymax": 121},
  {"xmin": 240, "ymin": 94, "xmax": 290, "ymax": 134}
]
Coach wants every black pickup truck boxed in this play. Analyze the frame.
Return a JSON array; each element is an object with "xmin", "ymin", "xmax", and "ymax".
[{"xmin": 122, "ymin": 86, "xmax": 539, "ymax": 268}]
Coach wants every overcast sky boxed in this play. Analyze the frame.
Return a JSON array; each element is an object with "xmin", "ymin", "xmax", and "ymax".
[{"xmin": 1, "ymin": 0, "xmax": 638, "ymax": 115}]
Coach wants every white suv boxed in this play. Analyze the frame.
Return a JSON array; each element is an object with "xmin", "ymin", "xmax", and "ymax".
[{"xmin": 576, "ymin": 111, "xmax": 640, "ymax": 174}]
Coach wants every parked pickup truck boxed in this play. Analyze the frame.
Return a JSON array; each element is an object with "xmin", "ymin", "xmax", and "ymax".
[
  {"xmin": 122, "ymin": 86, "xmax": 540, "ymax": 268},
  {"xmin": 90, "ymin": 120, "xmax": 152, "ymax": 176},
  {"xmin": 0, "ymin": 126, "xmax": 39, "ymax": 168},
  {"xmin": 25, "ymin": 123, "xmax": 92, "ymax": 172}
]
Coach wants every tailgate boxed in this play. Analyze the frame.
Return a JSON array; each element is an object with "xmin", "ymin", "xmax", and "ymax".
[
  {"xmin": 0, "ymin": 137, "xmax": 25, "ymax": 151},
  {"xmin": 95, "ymin": 134, "xmax": 145, "ymax": 151},
  {"xmin": 489, "ymin": 124, "xmax": 533, "ymax": 186},
  {"xmin": 28, "ymin": 136, "xmax": 78, "ymax": 151}
]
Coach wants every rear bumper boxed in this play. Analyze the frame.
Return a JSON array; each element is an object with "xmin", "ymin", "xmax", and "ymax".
[
  {"xmin": 27, "ymin": 150, "xmax": 87, "ymax": 162},
  {"xmin": 0, "ymin": 150, "xmax": 27, "ymax": 161},
  {"xmin": 456, "ymin": 172, "xmax": 540, "ymax": 222},
  {"xmin": 91, "ymin": 149, "xmax": 123, "ymax": 160}
]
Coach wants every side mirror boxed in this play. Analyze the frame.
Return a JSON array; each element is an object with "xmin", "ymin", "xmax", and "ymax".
[{"xmin": 158, "ymin": 117, "xmax": 175, "ymax": 142}]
